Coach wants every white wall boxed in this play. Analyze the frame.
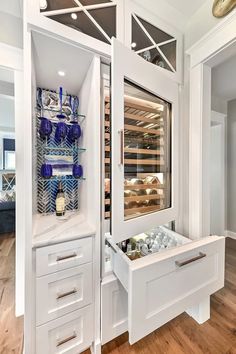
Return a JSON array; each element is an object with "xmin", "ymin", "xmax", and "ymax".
[
  {"xmin": 227, "ymin": 99, "xmax": 236, "ymax": 233},
  {"xmin": 185, "ymin": 0, "xmax": 221, "ymax": 49},
  {"xmin": 134, "ymin": 0, "xmax": 185, "ymax": 32},
  {"xmin": 212, "ymin": 95, "xmax": 228, "ymax": 115},
  {"xmin": 210, "ymin": 114, "xmax": 226, "ymax": 236},
  {"xmin": 0, "ymin": 12, "xmax": 23, "ymax": 49}
]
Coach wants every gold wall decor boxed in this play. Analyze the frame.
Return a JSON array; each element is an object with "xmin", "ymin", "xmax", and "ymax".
[{"xmin": 212, "ymin": 0, "xmax": 236, "ymax": 18}]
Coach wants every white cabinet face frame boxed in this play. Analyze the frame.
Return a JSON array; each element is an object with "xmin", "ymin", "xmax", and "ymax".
[
  {"xmin": 25, "ymin": 0, "xmax": 124, "ymax": 57},
  {"xmin": 124, "ymin": 0, "xmax": 183, "ymax": 83},
  {"xmin": 111, "ymin": 38, "xmax": 179, "ymax": 243}
]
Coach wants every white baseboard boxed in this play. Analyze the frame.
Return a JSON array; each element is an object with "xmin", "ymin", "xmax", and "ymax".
[{"xmin": 225, "ymin": 230, "xmax": 236, "ymax": 240}]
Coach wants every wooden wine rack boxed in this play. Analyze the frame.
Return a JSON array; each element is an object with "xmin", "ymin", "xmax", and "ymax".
[{"xmin": 104, "ymin": 94, "xmax": 169, "ymax": 220}]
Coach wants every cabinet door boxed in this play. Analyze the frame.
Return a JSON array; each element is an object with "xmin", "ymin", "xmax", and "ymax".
[
  {"xmin": 101, "ymin": 274, "xmax": 128, "ymax": 344},
  {"xmin": 111, "ymin": 38, "xmax": 179, "ymax": 243},
  {"xmin": 124, "ymin": 0, "xmax": 183, "ymax": 83}
]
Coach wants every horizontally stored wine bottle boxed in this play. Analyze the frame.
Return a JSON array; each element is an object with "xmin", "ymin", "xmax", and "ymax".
[{"xmin": 56, "ymin": 181, "xmax": 65, "ymax": 216}]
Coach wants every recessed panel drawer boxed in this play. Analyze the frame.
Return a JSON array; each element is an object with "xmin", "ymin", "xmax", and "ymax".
[
  {"xmin": 36, "ymin": 305, "xmax": 93, "ymax": 354},
  {"xmin": 36, "ymin": 263, "xmax": 92, "ymax": 326},
  {"xmin": 36, "ymin": 237, "xmax": 92, "ymax": 276},
  {"xmin": 109, "ymin": 233, "xmax": 225, "ymax": 344}
]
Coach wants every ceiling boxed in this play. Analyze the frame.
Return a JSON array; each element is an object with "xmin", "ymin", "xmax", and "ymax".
[
  {"xmin": 32, "ymin": 32, "xmax": 94, "ymax": 95},
  {"xmin": 165, "ymin": 0, "xmax": 206, "ymax": 18},
  {"xmin": 212, "ymin": 54, "xmax": 236, "ymax": 101},
  {"xmin": 0, "ymin": 0, "xmax": 22, "ymax": 18}
]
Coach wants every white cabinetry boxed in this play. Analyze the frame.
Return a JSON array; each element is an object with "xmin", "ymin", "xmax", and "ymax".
[
  {"xmin": 35, "ymin": 237, "xmax": 94, "ymax": 354},
  {"xmin": 101, "ymin": 274, "xmax": 128, "ymax": 344},
  {"xmin": 109, "ymin": 233, "xmax": 224, "ymax": 344},
  {"xmin": 101, "ymin": 38, "xmax": 225, "ymax": 345},
  {"xmin": 36, "ymin": 306, "xmax": 93, "ymax": 354}
]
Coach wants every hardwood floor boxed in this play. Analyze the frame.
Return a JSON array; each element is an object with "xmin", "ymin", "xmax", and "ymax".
[
  {"xmin": 101, "ymin": 238, "xmax": 236, "ymax": 354},
  {"xmin": 0, "ymin": 233, "xmax": 23, "ymax": 354}
]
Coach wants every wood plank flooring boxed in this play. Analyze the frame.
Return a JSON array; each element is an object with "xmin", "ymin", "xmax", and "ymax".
[
  {"xmin": 0, "ymin": 233, "xmax": 23, "ymax": 354},
  {"xmin": 100, "ymin": 238, "xmax": 236, "ymax": 354}
]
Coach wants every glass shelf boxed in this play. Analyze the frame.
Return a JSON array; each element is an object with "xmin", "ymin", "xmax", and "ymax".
[
  {"xmin": 38, "ymin": 176, "xmax": 86, "ymax": 182},
  {"xmin": 36, "ymin": 107, "xmax": 86, "ymax": 123},
  {"xmin": 38, "ymin": 145, "xmax": 86, "ymax": 153}
]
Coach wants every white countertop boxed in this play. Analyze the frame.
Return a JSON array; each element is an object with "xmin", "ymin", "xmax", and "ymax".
[{"xmin": 32, "ymin": 212, "xmax": 96, "ymax": 248}]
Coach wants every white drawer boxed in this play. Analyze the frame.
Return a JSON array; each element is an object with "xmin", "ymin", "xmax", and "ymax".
[
  {"xmin": 36, "ymin": 305, "xmax": 93, "ymax": 354},
  {"xmin": 36, "ymin": 263, "xmax": 92, "ymax": 326},
  {"xmin": 109, "ymin": 233, "xmax": 225, "ymax": 344},
  {"xmin": 36, "ymin": 238, "xmax": 92, "ymax": 277}
]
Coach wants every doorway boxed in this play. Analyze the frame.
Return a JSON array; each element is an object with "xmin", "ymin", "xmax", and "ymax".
[
  {"xmin": 0, "ymin": 42, "xmax": 24, "ymax": 354},
  {"xmin": 210, "ymin": 111, "xmax": 226, "ymax": 236},
  {"xmin": 0, "ymin": 65, "xmax": 23, "ymax": 353}
]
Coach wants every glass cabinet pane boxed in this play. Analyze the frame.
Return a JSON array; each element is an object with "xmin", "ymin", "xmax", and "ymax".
[
  {"xmin": 132, "ymin": 14, "xmax": 177, "ymax": 73},
  {"xmin": 40, "ymin": 1, "xmax": 116, "ymax": 45},
  {"xmin": 40, "ymin": 0, "xmax": 78, "ymax": 12},
  {"xmin": 123, "ymin": 80, "xmax": 171, "ymax": 221},
  {"xmin": 49, "ymin": 11, "xmax": 111, "ymax": 43}
]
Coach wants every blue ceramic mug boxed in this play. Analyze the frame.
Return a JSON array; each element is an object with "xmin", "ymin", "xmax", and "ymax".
[
  {"xmin": 41, "ymin": 163, "xmax": 52, "ymax": 179},
  {"xmin": 55, "ymin": 121, "xmax": 68, "ymax": 141},
  {"xmin": 72, "ymin": 164, "xmax": 83, "ymax": 179},
  {"xmin": 39, "ymin": 117, "xmax": 52, "ymax": 139},
  {"xmin": 68, "ymin": 123, "xmax": 81, "ymax": 142}
]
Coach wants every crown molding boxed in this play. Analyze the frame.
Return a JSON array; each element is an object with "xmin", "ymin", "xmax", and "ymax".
[{"xmin": 186, "ymin": 9, "xmax": 236, "ymax": 67}]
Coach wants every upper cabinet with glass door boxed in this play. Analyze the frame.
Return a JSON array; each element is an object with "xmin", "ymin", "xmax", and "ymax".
[
  {"xmin": 38, "ymin": 0, "xmax": 122, "ymax": 46},
  {"xmin": 124, "ymin": 1, "xmax": 183, "ymax": 83}
]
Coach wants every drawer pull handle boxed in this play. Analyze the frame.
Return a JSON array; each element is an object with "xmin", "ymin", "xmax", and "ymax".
[
  {"xmin": 56, "ymin": 253, "xmax": 77, "ymax": 262},
  {"xmin": 57, "ymin": 288, "xmax": 78, "ymax": 300},
  {"xmin": 56, "ymin": 332, "xmax": 77, "ymax": 347},
  {"xmin": 175, "ymin": 252, "xmax": 206, "ymax": 267}
]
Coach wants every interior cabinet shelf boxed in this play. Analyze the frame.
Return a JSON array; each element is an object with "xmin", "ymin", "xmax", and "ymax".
[
  {"xmin": 124, "ymin": 194, "xmax": 163, "ymax": 202},
  {"xmin": 124, "ymin": 112, "xmax": 163, "ymax": 124},
  {"xmin": 124, "ymin": 159, "xmax": 164, "ymax": 166},
  {"xmin": 124, "ymin": 124, "xmax": 164, "ymax": 136},
  {"xmin": 105, "ymin": 96, "xmax": 163, "ymax": 115},
  {"xmin": 124, "ymin": 148, "xmax": 163, "ymax": 155},
  {"xmin": 124, "ymin": 205, "xmax": 161, "ymax": 217},
  {"xmin": 124, "ymin": 183, "xmax": 165, "ymax": 190},
  {"xmin": 105, "ymin": 211, "xmax": 110, "ymax": 218}
]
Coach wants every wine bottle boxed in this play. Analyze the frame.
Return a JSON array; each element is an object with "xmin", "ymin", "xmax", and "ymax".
[{"xmin": 56, "ymin": 181, "xmax": 65, "ymax": 216}]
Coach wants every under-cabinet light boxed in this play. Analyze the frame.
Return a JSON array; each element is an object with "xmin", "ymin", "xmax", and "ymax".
[
  {"xmin": 131, "ymin": 42, "xmax": 137, "ymax": 48},
  {"xmin": 71, "ymin": 13, "xmax": 78, "ymax": 20}
]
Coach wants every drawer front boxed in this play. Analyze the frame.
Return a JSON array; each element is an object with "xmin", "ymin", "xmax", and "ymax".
[
  {"xmin": 36, "ymin": 305, "xmax": 93, "ymax": 354},
  {"xmin": 101, "ymin": 274, "xmax": 128, "ymax": 345},
  {"xmin": 128, "ymin": 236, "xmax": 225, "ymax": 344},
  {"xmin": 36, "ymin": 237, "xmax": 92, "ymax": 276},
  {"xmin": 36, "ymin": 263, "xmax": 92, "ymax": 326}
]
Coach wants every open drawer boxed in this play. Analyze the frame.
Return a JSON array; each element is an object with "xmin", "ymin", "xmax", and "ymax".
[{"xmin": 107, "ymin": 230, "xmax": 225, "ymax": 344}]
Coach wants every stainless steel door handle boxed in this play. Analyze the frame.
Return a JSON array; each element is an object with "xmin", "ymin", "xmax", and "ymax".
[{"xmin": 175, "ymin": 252, "xmax": 206, "ymax": 267}]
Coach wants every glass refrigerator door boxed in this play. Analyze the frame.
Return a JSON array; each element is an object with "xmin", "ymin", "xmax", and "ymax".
[
  {"xmin": 123, "ymin": 80, "xmax": 171, "ymax": 221},
  {"xmin": 111, "ymin": 38, "xmax": 179, "ymax": 243}
]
